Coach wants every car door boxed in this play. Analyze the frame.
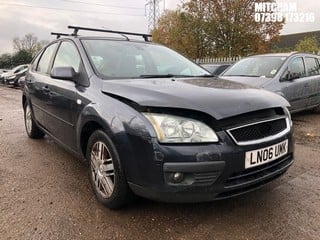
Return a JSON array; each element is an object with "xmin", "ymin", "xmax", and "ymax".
[
  {"xmin": 279, "ymin": 56, "xmax": 309, "ymax": 112},
  {"xmin": 44, "ymin": 40, "xmax": 85, "ymax": 151},
  {"xmin": 26, "ymin": 42, "xmax": 59, "ymax": 128},
  {"xmin": 303, "ymin": 56, "xmax": 320, "ymax": 108}
]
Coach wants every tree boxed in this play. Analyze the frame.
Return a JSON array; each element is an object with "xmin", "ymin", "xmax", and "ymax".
[
  {"xmin": 205, "ymin": 0, "xmax": 283, "ymax": 57},
  {"xmin": 295, "ymin": 36, "xmax": 319, "ymax": 53},
  {"xmin": 13, "ymin": 33, "xmax": 48, "ymax": 57},
  {"xmin": 0, "ymin": 54, "xmax": 13, "ymax": 69},
  {"xmin": 0, "ymin": 34, "xmax": 48, "ymax": 68},
  {"xmin": 152, "ymin": 0, "xmax": 284, "ymax": 58},
  {"xmin": 152, "ymin": 10, "xmax": 207, "ymax": 59},
  {"xmin": 11, "ymin": 50, "xmax": 33, "ymax": 66}
]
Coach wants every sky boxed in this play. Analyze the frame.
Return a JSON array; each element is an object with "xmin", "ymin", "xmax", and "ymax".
[{"xmin": 0, "ymin": 0, "xmax": 319, "ymax": 55}]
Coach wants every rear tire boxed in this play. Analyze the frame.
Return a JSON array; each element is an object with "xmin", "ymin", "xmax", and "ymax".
[
  {"xmin": 24, "ymin": 103, "xmax": 45, "ymax": 139},
  {"xmin": 87, "ymin": 130, "xmax": 134, "ymax": 209}
]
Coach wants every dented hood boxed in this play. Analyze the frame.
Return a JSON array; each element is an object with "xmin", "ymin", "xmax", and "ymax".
[{"xmin": 101, "ymin": 77, "xmax": 289, "ymax": 120}]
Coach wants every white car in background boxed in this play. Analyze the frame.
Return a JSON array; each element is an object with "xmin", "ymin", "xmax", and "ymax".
[
  {"xmin": 3, "ymin": 64, "xmax": 29, "ymax": 86},
  {"xmin": 0, "ymin": 69, "xmax": 9, "ymax": 83}
]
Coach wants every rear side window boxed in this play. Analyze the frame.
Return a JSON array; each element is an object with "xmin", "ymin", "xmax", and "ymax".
[
  {"xmin": 36, "ymin": 43, "xmax": 58, "ymax": 74},
  {"xmin": 53, "ymin": 41, "xmax": 81, "ymax": 72},
  {"xmin": 305, "ymin": 57, "xmax": 320, "ymax": 76},
  {"xmin": 288, "ymin": 57, "xmax": 306, "ymax": 79}
]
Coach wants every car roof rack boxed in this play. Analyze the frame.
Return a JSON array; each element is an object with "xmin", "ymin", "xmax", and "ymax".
[
  {"xmin": 51, "ymin": 32, "xmax": 72, "ymax": 39},
  {"xmin": 68, "ymin": 25, "xmax": 152, "ymax": 42}
]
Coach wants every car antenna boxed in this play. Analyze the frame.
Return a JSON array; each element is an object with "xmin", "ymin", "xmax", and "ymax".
[
  {"xmin": 51, "ymin": 32, "xmax": 71, "ymax": 39},
  {"xmin": 67, "ymin": 25, "xmax": 152, "ymax": 42}
]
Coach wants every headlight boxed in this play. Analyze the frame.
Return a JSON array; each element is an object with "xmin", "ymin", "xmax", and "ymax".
[
  {"xmin": 7, "ymin": 75, "xmax": 16, "ymax": 80},
  {"xmin": 143, "ymin": 113, "xmax": 219, "ymax": 143}
]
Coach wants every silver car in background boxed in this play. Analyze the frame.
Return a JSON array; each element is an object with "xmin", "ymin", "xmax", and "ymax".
[
  {"xmin": 221, "ymin": 52, "xmax": 320, "ymax": 113},
  {"xmin": 0, "ymin": 69, "xmax": 9, "ymax": 83},
  {"xmin": 3, "ymin": 64, "xmax": 29, "ymax": 86}
]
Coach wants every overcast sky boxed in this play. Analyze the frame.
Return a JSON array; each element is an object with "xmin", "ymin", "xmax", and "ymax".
[{"xmin": 0, "ymin": 0, "xmax": 319, "ymax": 55}]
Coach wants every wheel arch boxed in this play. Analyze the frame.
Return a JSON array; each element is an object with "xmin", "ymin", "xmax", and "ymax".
[
  {"xmin": 78, "ymin": 112, "xmax": 124, "ymax": 162},
  {"xmin": 77, "ymin": 104, "xmax": 155, "ymax": 186},
  {"xmin": 79, "ymin": 120, "xmax": 104, "ymax": 160}
]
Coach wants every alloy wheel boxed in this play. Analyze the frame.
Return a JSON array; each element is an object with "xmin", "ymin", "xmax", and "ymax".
[
  {"xmin": 90, "ymin": 141, "xmax": 115, "ymax": 198},
  {"xmin": 25, "ymin": 105, "xmax": 33, "ymax": 135}
]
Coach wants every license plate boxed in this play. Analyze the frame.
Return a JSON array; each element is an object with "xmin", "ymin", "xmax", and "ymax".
[{"xmin": 245, "ymin": 140, "xmax": 288, "ymax": 169}]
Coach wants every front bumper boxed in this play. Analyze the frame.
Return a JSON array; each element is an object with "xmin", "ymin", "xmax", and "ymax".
[
  {"xmin": 125, "ymin": 130, "xmax": 294, "ymax": 203},
  {"xmin": 5, "ymin": 77, "xmax": 18, "ymax": 85}
]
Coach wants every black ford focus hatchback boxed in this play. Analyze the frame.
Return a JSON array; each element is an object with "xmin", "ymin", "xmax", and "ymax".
[{"xmin": 22, "ymin": 26, "xmax": 294, "ymax": 209}]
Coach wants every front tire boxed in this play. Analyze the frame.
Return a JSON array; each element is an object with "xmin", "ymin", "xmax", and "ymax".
[
  {"xmin": 87, "ymin": 130, "xmax": 133, "ymax": 209},
  {"xmin": 313, "ymin": 104, "xmax": 320, "ymax": 113},
  {"xmin": 24, "ymin": 103, "xmax": 45, "ymax": 139}
]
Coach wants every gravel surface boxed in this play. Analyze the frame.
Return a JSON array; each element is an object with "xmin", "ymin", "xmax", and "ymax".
[{"xmin": 0, "ymin": 86, "xmax": 319, "ymax": 240}]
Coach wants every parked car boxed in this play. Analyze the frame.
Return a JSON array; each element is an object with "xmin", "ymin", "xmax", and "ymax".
[
  {"xmin": 17, "ymin": 76, "xmax": 26, "ymax": 88},
  {"xmin": 201, "ymin": 63, "xmax": 231, "ymax": 76},
  {"xmin": 220, "ymin": 52, "xmax": 320, "ymax": 113},
  {"xmin": 0, "ymin": 69, "xmax": 9, "ymax": 74},
  {"xmin": 0, "ymin": 69, "xmax": 9, "ymax": 83},
  {"xmin": 23, "ymin": 26, "xmax": 294, "ymax": 209},
  {"xmin": 4, "ymin": 64, "xmax": 29, "ymax": 86}
]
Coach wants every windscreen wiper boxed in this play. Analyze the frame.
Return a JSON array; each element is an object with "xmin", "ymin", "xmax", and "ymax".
[
  {"xmin": 140, "ymin": 74, "xmax": 194, "ymax": 78},
  {"xmin": 194, "ymin": 74, "xmax": 214, "ymax": 77},
  {"xmin": 223, "ymin": 74, "xmax": 261, "ymax": 77}
]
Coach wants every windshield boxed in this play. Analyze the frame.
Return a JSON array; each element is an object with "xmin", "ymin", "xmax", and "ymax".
[
  {"xmin": 202, "ymin": 65, "xmax": 219, "ymax": 73},
  {"xmin": 81, "ymin": 39, "xmax": 209, "ymax": 79},
  {"xmin": 222, "ymin": 56, "xmax": 287, "ymax": 78}
]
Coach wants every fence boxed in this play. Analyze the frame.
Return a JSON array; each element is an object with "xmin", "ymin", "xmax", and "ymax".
[{"xmin": 195, "ymin": 56, "xmax": 242, "ymax": 64}]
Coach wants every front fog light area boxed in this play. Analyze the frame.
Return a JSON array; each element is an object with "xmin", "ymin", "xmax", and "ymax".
[
  {"xmin": 143, "ymin": 112, "xmax": 219, "ymax": 143},
  {"xmin": 171, "ymin": 172, "xmax": 184, "ymax": 183}
]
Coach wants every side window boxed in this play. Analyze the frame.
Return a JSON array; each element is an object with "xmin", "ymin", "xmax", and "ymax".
[
  {"xmin": 305, "ymin": 57, "xmax": 320, "ymax": 76},
  {"xmin": 36, "ymin": 43, "xmax": 58, "ymax": 74},
  {"xmin": 288, "ymin": 57, "xmax": 306, "ymax": 79},
  {"xmin": 53, "ymin": 41, "xmax": 81, "ymax": 72},
  {"xmin": 31, "ymin": 51, "xmax": 42, "ymax": 71}
]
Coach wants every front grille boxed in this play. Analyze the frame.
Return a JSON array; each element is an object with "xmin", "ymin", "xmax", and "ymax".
[
  {"xmin": 226, "ymin": 154, "xmax": 293, "ymax": 187},
  {"xmin": 216, "ymin": 171, "xmax": 285, "ymax": 199},
  {"xmin": 193, "ymin": 172, "xmax": 221, "ymax": 186},
  {"xmin": 227, "ymin": 117, "xmax": 288, "ymax": 145},
  {"xmin": 215, "ymin": 154, "xmax": 293, "ymax": 199}
]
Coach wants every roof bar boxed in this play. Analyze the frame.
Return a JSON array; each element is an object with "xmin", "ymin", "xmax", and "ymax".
[
  {"xmin": 68, "ymin": 25, "xmax": 152, "ymax": 42},
  {"xmin": 51, "ymin": 32, "xmax": 70, "ymax": 39}
]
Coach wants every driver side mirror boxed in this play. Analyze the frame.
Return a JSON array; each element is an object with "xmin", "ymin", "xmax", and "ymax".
[
  {"xmin": 287, "ymin": 71, "xmax": 300, "ymax": 81},
  {"xmin": 280, "ymin": 70, "xmax": 299, "ymax": 81},
  {"xmin": 50, "ymin": 66, "xmax": 77, "ymax": 82}
]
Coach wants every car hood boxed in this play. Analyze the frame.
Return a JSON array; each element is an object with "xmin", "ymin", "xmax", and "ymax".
[
  {"xmin": 220, "ymin": 76, "xmax": 273, "ymax": 88},
  {"xmin": 101, "ymin": 77, "xmax": 289, "ymax": 120},
  {"xmin": 1, "ymin": 71, "xmax": 13, "ymax": 78}
]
